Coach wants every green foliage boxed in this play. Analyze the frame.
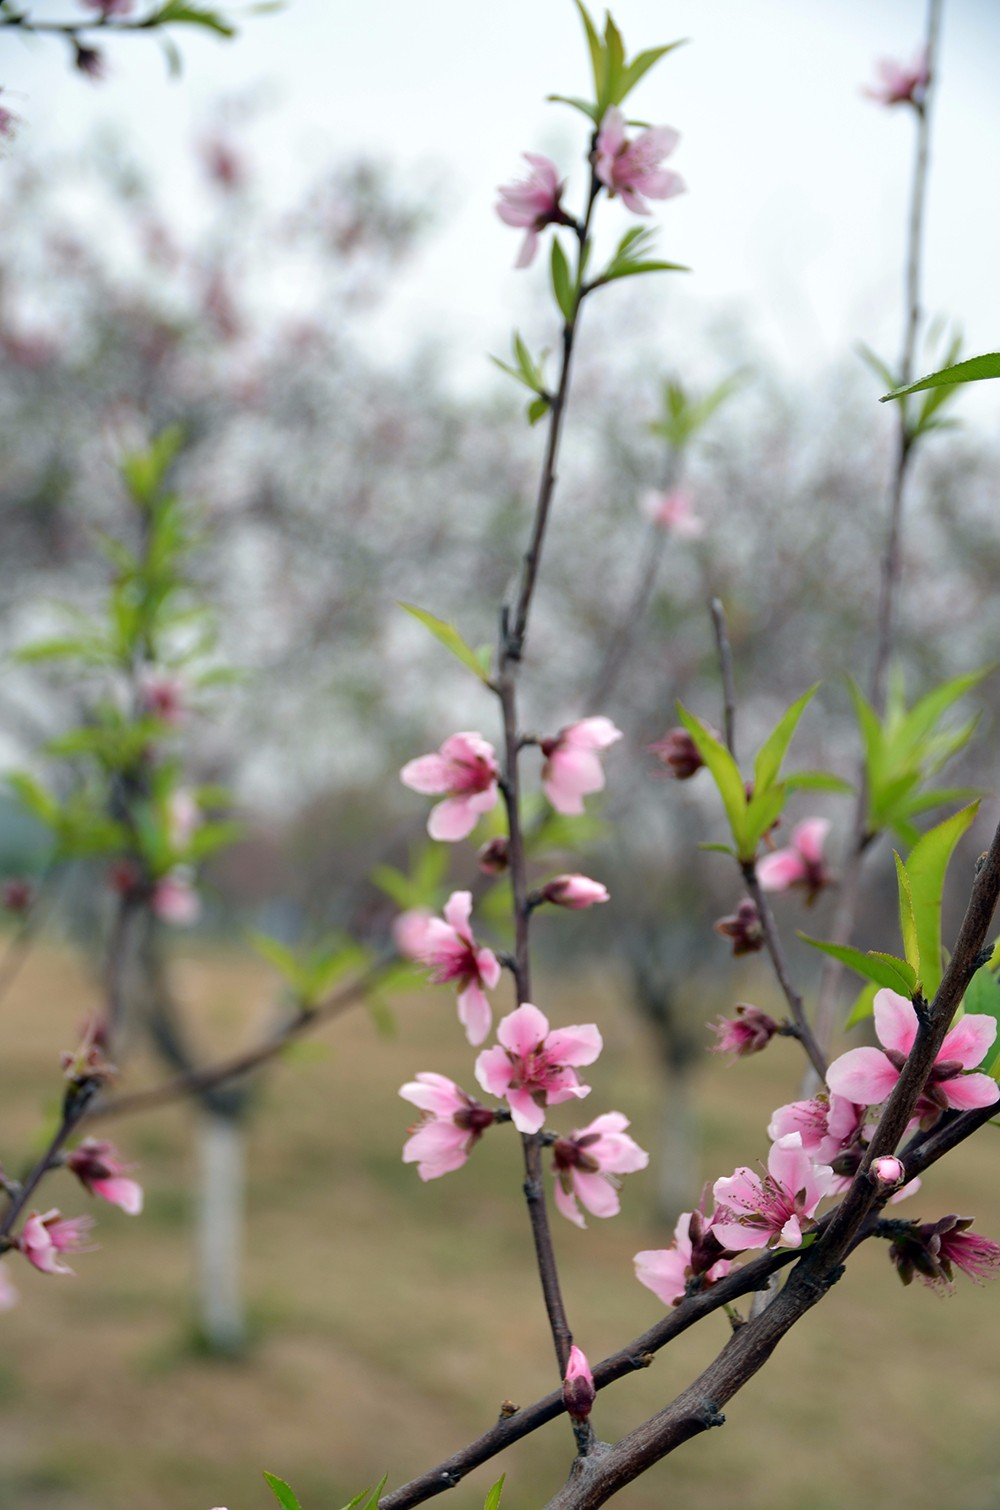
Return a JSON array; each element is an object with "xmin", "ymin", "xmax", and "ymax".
[
  {"xmin": 490, "ymin": 332, "xmax": 552, "ymax": 425},
  {"xmin": 549, "ymin": 3, "xmax": 684, "ymax": 122},
  {"xmin": 678, "ymin": 686, "xmax": 839, "ymax": 862},
  {"xmin": 252, "ymin": 932, "xmax": 371, "ymax": 1009},
  {"xmin": 399, "ymin": 602, "xmax": 492, "ymax": 684},
  {"xmin": 550, "ymin": 237, "xmax": 576, "ymax": 321},
  {"xmin": 881, "ymin": 350, "xmax": 1000, "ymax": 402},
  {"xmin": 962, "ymin": 967, "xmax": 1000, "ymax": 1075},
  {"xmin": 849, "ymin": 669, "xmax": 991, "ymax": 844},
  {"xmin": 648, "ymin": 371, "xmax": 745, "ymax": 452},
  {"xmin": 146, "ymin": 1, "xmax": 236, "ymax": 37},
  {"xmin": 903, "ymin": 803, "xmax": 979, "ymax": 998},
  {"xmin": 262, "ymin": 1472, "xmax": 302, "ymax": 1510},
  {"xmin": 798, "ymin": 934, "xmax": 916, "ymax": 997},
  {"xmin": 589, "ymin": 226, "xmax": 688, "ymax": 289},
  {"xmin": 370, "ymin": 840, "xmax": 450, "ymax": 911},
  {"xmin": 337, "ymin": 1475, "xmax": 388, "ymax": 1510},
  {"xmin": 484, "ymin": 1476, "xmax": 506, "ymax": 1509}
]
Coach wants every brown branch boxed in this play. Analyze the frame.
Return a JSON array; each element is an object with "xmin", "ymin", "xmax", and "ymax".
[
  {"xmin": 741, "ymin": 862, "xmax": 826, "ymax": 1080},
  {"xmin": 709, "ymin": 597, "xmax": 737, "ymax": 759}
]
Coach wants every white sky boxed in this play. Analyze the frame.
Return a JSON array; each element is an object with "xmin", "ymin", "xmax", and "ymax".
[{"xmin": 6, "ymin": 0, "xmax": 1000, "ymax": 421}]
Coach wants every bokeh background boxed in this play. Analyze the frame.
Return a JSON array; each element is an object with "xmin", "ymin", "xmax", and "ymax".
[{"xmin": 3, "ymin": 1, "xmax": 1000, "ymax": 1506}]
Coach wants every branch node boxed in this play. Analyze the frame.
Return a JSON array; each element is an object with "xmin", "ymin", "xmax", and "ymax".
[
  {"xmin": 497, "ymin": 1399, "xmax": 519, "ymax": 1421},
  {"xmin": 698, "ymin": 1398, "xmax": 726, "ymax": 1430}
]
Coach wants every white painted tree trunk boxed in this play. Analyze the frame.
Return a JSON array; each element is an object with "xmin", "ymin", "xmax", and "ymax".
[{"xmin": 197, "ymin": 1111, "xmax": 246, "ymax": 1353}]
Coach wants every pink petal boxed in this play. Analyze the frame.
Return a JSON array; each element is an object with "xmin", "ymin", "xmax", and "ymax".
[
  {"xmin": 941, "ymin": 1072, "xmax": 1000, "ymax": 1111},
  {"xmin": 572, "ymin": 1170, "xmax": 620, "ymax": 1220},
  {"xmin": 474, "ymin": 1045, "xmax": 513, "ymax": 1099},
  {"xmin": 506, "ymin": 1087, "xmax": 545, "ymax": 1134},
  {"xmin": 497, "ymin": 1002, "xmax": 549, "ymax": 1056},
  {"xmin": 565, "ymin": 717, "xmax": 623, "ymax": 751},
  {"xmin": 766, "ymin": 1132, "xmax": 812, "ymax": 1196},
  {"xmin": 756, "ymin": 849, "xmax": 807, "ymax": 890},
  {"xmin": 91, "ymin": 1177, "xmax": 143, "ymax": 1215},
  {"xmin": 475, "ymin": 946, "xmax": 501, "ymax": 990},
  {"xmin": 544, "ymin": 1023, "xmax": 603, "ymax": 1066},
  {"xmin": 427, "ymin": 796, "xmax": 478, "ymax": 842},
  {"xmin": 457, "ymin": 981, "xmax": 492, "ymax": 1047},
  {"xmin": 826, "ymin": 1046, "xmax": 900, "ymax": 1106},
  {"xmin": 939, "ymin": 1013, "xmax": 998, "ymax": 1070},
  {"xmin": 709, "ymin": 1216, "xmax": 768, "ymax": 1253},
  {"xmin": 778, "ymin": 1214, "xmax": 804, "ymax": 1247},
  {"xmin": 403, "ymin": 1122, "xmax": 470, "ymax": 1180},
  {"xmin": 554, "ymin": 1179, "xmax": 585, "ymax": 1228},
  {"xmin": 634, "ymin": 1246, "xmax": 688, "ymax": 1306},
  {"xmin": 792, "ymin": 817, "xmax": 830, "ymax": 866},
  {"xmin": 399, "ymin": 1073, "xmax": 465, "ymax": 1116},
  {"xmin": 515, "ymin": 228, "xmax": 538, "ymax": 268},
  {"xmin": 400, "ymin": 754, "xmax": 450, "ymax": 795},
  {"xmin": 442, "ymin": 890, "xmax": 473, "ymax": 940},
  {"xmin": 873, "ymin": 990, "xmax": 918, "ymax": 1056}
]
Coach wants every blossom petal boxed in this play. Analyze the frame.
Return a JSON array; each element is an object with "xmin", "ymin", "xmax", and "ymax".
[
  {"xmin": 873, "ymin": 989, "xmax": 918, "ymax": 1056},
  {"xmin": 497, "ymin": 1002, "xmax": 549, "ymax": 1056},
  {"xmin": 400, "ymin": 754, "xmax": 450, "ymax": 795},
  {"xmin": 939, "ymin": 1013, "xmax": 998, "ymax": 1070},
  {"xmin": 428, "ymin": 796, "xmax": 479, "ymax": 842},
  {"xmin": 457, "ymin": 981, "xmax": 492, "ymax": 1047},
  {"xmin": 545, "ymin": 1023, "xmax": 603, "ymax": 1066},
  {"xmin": 940, "ymin": 1071, "xmax": 1000, "ymax": 1111},
  {"xmin": 826, "ymin": 1046, "xmax": 901, "ymax": 1105}
]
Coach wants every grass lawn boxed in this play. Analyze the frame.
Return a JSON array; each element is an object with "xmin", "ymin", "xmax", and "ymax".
[{"xmin": 1, "ymin": 940, "xmax": 999, "ymax": 1510}]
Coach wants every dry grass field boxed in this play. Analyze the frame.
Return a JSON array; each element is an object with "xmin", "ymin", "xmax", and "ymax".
[{"xmin": 1, "ymin": 939, "xmax": 1000, "ymax": 1510}]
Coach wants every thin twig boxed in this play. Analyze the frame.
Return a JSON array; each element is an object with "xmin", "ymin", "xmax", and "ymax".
[
  {"xmin": 709, "ymin": 597, "xmax": 737, "ymax": 759},
  {"xmin": 741, "ymin": 862, "xmax": 826, "ymax": 1081}
]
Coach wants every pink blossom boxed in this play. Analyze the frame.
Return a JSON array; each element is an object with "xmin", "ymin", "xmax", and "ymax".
[
  {"xmin": 889, "ymin": 1215, "xmax": 1000, "ymax": 1291},
  {"xmin": 826, "ymin": 989, "xmax": 999, "ymax": 1120},
  {"xmin": 551, "ymin": 1112, "xmax": 648, "ymax": 1228},
  {"xmin": 66, "ymin": 1139, "xmax": 143, "ymax": 1215},
  {"xmin": 152, "ymin": 869, "xmax": 200, "ymax": 926},
  {"xmin": 0, "ymin": 1262, "xmax": 18, "ymax": 1311},
  {"xmin": 393, "ymin": 907, "xmax": 434, "ymax": 958},
  {"xmin": 400, "ymin": 1073, "xmax": 495, "ymax": 1180},
  {"xmin": 496, "ymin": 153, "xmax": 566, "ymax": 268},
  {"xmin": 712, "ymin": 1132, "xmax": 836, "ymax": 1251},
  {"xmin": 138, "ymin": 670, "xmax": 185, "ymax": 725},
  {"xmin": 475, "ymin": 1003, "xmax": 602, "ymax": 1135},
  {"xmin": 400, "ymin": 732, "xmax": 499, "ymax": 842},
  {"xmin": 477, "ymin": 836, "xmax": 510, "ymax": 875},
  {"xmin": 414, "ymin": 890, "xmax": 501, "ymax": 1046},
  {"xmin": 81, "ymin": 0, "xmax": 134, "ymax": 12},
  {"xmin": 635, "ymin": 1206, "xmax": 732, "ymax": 1307},
  {"xmin": 595, "ymin": 107, "xmax": 684, "ymax": 216},
  {"xmin": 562, "ymin": 1345, "xmax": 595, "ymax": 1419},
  {"xmin": 17, "ymin": 1209, "xmax": 95, "ymax": 1276},
  {"xmin": 541, "ymin": 717, "xmax": 623, "ymax": 816},
  {"xmin": 756, "ymin": 817, "xmax": 831, "ymax": 903},
  {"xmin": 641, "ymin": 489, "xmax": 704, "ymax": 538},
  {"xmin": 712, "ymin": 1003, "xmax": 778, "ymax": 1057},
  {"xmin": 539, "ymin": 874, "xmax": 609, "ymax": 910},
  {"xmin": 864, "ymin": 49, "xmax": 930, "ymax": 108},
  {"xmin": 167, "ymin": 788, "xmax": 201, "ymax": 849}
]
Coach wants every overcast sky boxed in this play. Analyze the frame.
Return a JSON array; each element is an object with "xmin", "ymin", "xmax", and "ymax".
[{"xmin": 6, "ymin": 0, "xmax": 1000, "ymax": 420}]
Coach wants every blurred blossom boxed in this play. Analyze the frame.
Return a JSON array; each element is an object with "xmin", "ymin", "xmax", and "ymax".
[
  {"xmin": 138, "ymin": 670, "xmax": 186, "ymax": 726},
  {"xmin": 539, "ymin": 874, "xmax": 609, "ymax": 910},
  {"xmin": 80, "ymin": 0, "xmax": 134, "ymax": 13},
  {"xmin": 641, "ymin": 488, "xmax": 704, "ymax": 537},
  {"xmin": 152, "ymin": 869, "xmax": 200, "ymax": 926},
  {"xmin": 496, "ymin": 153, "xmax": 566, "ymax": 268},
  {"xmin": 756, "ymin": 817, "xmax": 831, "ymax": 903},
  {"xmin": 594, "ymin": 106, "xmax": 684, "ymax": 215},
  {"xmin": 541, "ymin": 717, "xmax": 622, "ymax": 815},
  {"xmin": 713, "ymin": 898, "xmax": 764, "ymax": 955},
  {"xmin": 0, "ymin": 1262, "xmax": 18, "ymax": 1311},
  {"xmin": 477, "ymin": 836, "xmax": 510, "ymax": 876},
  {"xmin": 648, "ymin": 726, "xmax": 704, "ymax": 780},
  {"xmin": 864, "ymin": 49, "xmax": 929, "ymax": 109},
  {"xmin": 393, "ymin": 907, "xmax": 434, "ymax": 958},
  {"xmin": 66, "ymin": 1139, "xmax": 143, "ymax": 1214},
  {"xmin": 2, "ymin": 878, "xmax": 34, "ymax": 915},
  {"xmin": 17, "ymin": 1210, "xmax": 95, "ymax": 1276}
]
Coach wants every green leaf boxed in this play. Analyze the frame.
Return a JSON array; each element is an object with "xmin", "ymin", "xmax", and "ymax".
[
  {"xmin": 263, "ymin": 1472, "xmax": 302, "ymax": 1510},
  {"xmin": 146, "ymin": 1, "xmax": 236, "ymax": 35},
  {"xmin": 617, "ymin": 41, "xmax": 685, "ymax": 102},
  {"xmin": 550, "ymin": 237, "xmax": 575, "ymax": 322},
  {"xmin": 798, "ymin": 934, "xmax": 916, "ymax": 995},
  {"xmin": 753, "ymin": 685, "xmax": 819, "ymax": 795},
  {"xmin": 893, "ymin": 852, "xmax": 919, "ymax": 981},
  {"xmin": 783, "ymin": 771, "xmax": 853, "ymax": 795},
  {"xmin": 340, "ymin": 1475, "xmax": 389, "ymax": 1510},
  {"xmin": 596, "ymin": 259, "xmax": 689, "ymax": 286},
  {"xmin": 545, "ymin": 93, "xmax": 599, "ymax": 123},
  {"xmin": 698, "ymin": 841, "xmax": 736, "ymax": 855},
  {"xmin": 7, "ymin": 772, "xmax": 59, "ymax": 826},
  {"xmin": 881, "ymin": 351, "xmax": 1000, "ymax": 402},
  {"xmin": 120, "ymin": 426, "xmax": 184, "ymax": 506},
  {"xmin": 904, "ymin": 802, "xmax": 979, "ymax": 998},
  {"xmin": 251, "ymin": 933, "xmax": 306, "ymax": 991},
  {"xmin": 676, "ymin": 704, "xmax": 748, "ymax": 856},
  {"xmin": 400, "ymin": 602, "xmax": 491, "ymax": 684},
  {"xmin": 856, "ymin": 341, "xmax": 898, "ymax": 392},
  {"xmin": 572, "ymin": 0, "xmax": 605, "ymax": 105},
  {"xmin": 527, "ymin": 395, "xmax": 550, "ymax": 426},
  {"xmin": 743, "ymin": 785, "xmax": 786, "ymax": 852},
  {"xmin": 484, "ymin": 1476, "xmax": 506, "ymax": 1510},
  {"xmin": 844, "ymin": 980, "xmax": 879, "ymax": 1029}
]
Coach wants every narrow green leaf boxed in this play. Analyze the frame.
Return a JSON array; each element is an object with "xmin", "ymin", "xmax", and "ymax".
[
  {"xmin": 856, "ymin": 341, "xmax": 898, "ymax": 392},
  {"xmin": 527, "ymin": 395, "xmax": 550, "ymax": 426},
  {"xmin": 844, "ymin": 980, "xmax": 879, "ymax": 1029},
  {"xmin": 546, "ymin": 93, "xmax": 599, "ymax": 122},
  {"xmin": 263, "ymin": 1472, "xmax": 303, "ymax": 1510},
  {"xmin": 753, "ymin": 685, "xmax": 819, "ymax": 795},
  {"xmin": 744, "ymin": 785, "xmax": 786, "ymax": 851},
  {"xmin": 550, "ymin": 238, "xmax": 575, "ymax": 321},
  {"xmin": 698, "ymin": 841, "xmax": 736, "ymax": 855},
  {"xmin": 783, "ymin": 771, "xmax": 853, "ymax": 795},
  {"xmin": 250, "ymin": 933, "xmax": 304, "ymax": 988},
  {"xmin": 676, "ymin": 703, "xmax": 747, "ymax": 855},
  {"xmin": 572, "ymin": 0, "xmax": 605, "ymax": 103},
  {"xmin": 893, "ymin": 852, "xmax": 920, "ymax": 979},
  {"xmin": 147, "ymin": 1, "xmax": 236, "ymax": 35},
  {"xmin": 867, "ymin": 952, "xmax": 919, "ymax": 993},
  {"xmin": 617, "ymin": 41, "xmax": 684, "ymax": 102},
  {"xmin": 881, "ymin": 352, "xmax": 1000, "ymax": 402},
  {"xmin": 400, "ymin": 602, "xmax": 491, "ymax": 683},
  {"xmin": 597, "ymin": 259, "xmax": 689, "ymax": 284},
  {"xmin": 904, "ymin": 801, "xmax": 979, "ymax": 998},
  {"xmin": 894, "ymin": 667, "xmax": 993, "ymax": 754},
  {"xmin": 798, "ymin": 935, "xmax": 916, "ymax": 995},
  {"xmin": 483, "ymin": 1476, "xmax": 506, "ymax": 1510},
  {"xmin": 8, "ymin": 772, "xmax": 59, "ymax": 826}
]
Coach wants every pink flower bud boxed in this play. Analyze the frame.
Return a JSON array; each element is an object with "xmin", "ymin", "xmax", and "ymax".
[
  {"xmin": 711, "ymin": 1004, "xmax": 778, "ymax": 1058},
  {"xmin": 562, "ymin": 1345, "xmax": 595, "ymax": 1419},
  {"xmin": 713, "ymin": 898, "xmax": 764, "ymax": 956},
  {"xmin": 648, "ymin": 727, "xmax": 704, "ymax": 780},
  {"xmin": 872, "ymin": 1156, "xmax": 905, "ymax": 1187},
  {"xmin": 540, "ymin": 874, "xmax": 609, "ymax": 910},
  {"xmin": 476, "ymin": 836, "xmax": 510, "ymax": 876}
]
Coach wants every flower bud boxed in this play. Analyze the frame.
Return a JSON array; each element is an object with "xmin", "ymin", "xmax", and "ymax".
[
  {"xmin": 711, "ymin": 1004, "xmax": 777, "ymax": 1057},
  {"xmin": 562, "ymin": 1345, "xmax": 595, "ymax": 1419},
  {"xmin": 540, "ymin": 874, "xmax": 609, "ymax": 910},
  {"xmin": 872, "ymin": 1155, "xmax": 905, "ymax": 1187},
  {"xmin": 713, "ymin": 898, "xmax": 764, "ymax": 956},
  {"xmin": 476, "ymin": 836, "xmax": 510, "ymax": 876},
  {"xmin": 2, "ymin": 878, "xmax": 33, "ymax": 915},
  {"xmin": 648, "ymin": 727, "xmax": 703, "ymax": 779}
]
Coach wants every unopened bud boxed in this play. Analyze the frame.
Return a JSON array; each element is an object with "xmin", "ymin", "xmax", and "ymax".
[
  {"xmin": 540, "ymin": 874, "xmax": 609, "ymax": 910},
  {"xmin": 648, "ymin": 727, "xmax": 704, "ymax": 779},
  {"xmin": 711, "ymin": 1004, "xmax": 778, "ymax": 1057},
  {"xmin": 477, "ymin": 837, "xmax": 510, "ymax": 876},
  {"xmin": 713, "ymin": 898, "xmax": 764, "ymax": 956},
  {"xmin": 562, "ymin": 1345, "xmax": 595, "ymax": 1419}
]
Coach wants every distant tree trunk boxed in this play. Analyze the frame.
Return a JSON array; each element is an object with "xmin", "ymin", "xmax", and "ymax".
[
  {"xmin": 657, "ymin": 1055, "xmax": 697, "ymax": 1224},
  {"xmin": 196, "ymin": 1108, "xmax": 246, "ymax": 1354}
]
